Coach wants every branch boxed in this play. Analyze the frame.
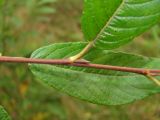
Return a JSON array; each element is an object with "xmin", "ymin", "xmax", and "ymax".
[{"xmin": 0, "ymin": 56, "xmax": 160, "ymax": 76}]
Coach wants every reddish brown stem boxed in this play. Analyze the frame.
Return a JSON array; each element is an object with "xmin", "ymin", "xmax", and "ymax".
[{"xmin": 0, "ymin": 56, "xmax": 160, "ymax": 76}]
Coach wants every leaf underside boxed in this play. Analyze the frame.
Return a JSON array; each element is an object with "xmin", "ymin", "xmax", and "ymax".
[
  {"xmin": 30, "ymin": 42, "xmax": 160, "ymax": 105},
  {"xmin": 0, "ymin": 106, "xmax": 11, "ymax": 120},
  {"xmin": 82, "ymin": 0, "xmax": 160, "ymax": 49}
]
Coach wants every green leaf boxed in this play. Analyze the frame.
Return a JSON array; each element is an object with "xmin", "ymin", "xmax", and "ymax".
[
  {"xmin": 82, "ymin": 0, "xmax": 160, "ymax": 49},
  {"xmin": 38, "ymin": 0, "xmax": 57, "ymax": 5},
  {"xmin": 38, "ymin": 7, "xmax": 56, "ymax": 14},
  {"xmin": 0, "ymin": 106, "xmax": 11, "ymax": 120},
  {"xmin": 30, "ymin": 42, "xmax": 160, "ymax": 105},
  {"xmin": 0, "ymin": 0, "xmax": 4, "ymax": 7}
]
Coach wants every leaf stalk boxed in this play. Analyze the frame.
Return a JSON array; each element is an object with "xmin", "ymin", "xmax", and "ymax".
[
  {"xmin": 69, "ymin": 41, "xmax": 94, "ymax": 62},
  {"xmin": 146, "ymin": 72, "xmax": 160, "ymax": 86}
]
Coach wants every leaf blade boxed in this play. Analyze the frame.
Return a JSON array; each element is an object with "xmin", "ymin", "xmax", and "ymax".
[
  {"xmin": 0, "ymin": 106, "xmax": 11, "ymax": 120},
  {"xmin": 82, "ymin": 0, "xmax": 160, "ymax": 49},
  {"xmin": 30, "ymin": 42, "xmax": 160, "ymax": 105}
]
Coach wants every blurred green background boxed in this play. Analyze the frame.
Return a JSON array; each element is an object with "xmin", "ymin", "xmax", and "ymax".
[{"xmin": 0, "ymin": 0, "xmax": 160, "ymax": 120}]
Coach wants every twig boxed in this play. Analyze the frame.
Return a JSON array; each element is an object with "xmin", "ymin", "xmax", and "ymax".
[{"xmin": 0, "ymin": 56, "xmax": 160, "ymax": 76}]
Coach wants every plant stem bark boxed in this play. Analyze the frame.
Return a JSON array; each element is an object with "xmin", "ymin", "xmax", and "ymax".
[{"xmin": 0, "ymin": 56, "xmax": 160, "ymax": 76}]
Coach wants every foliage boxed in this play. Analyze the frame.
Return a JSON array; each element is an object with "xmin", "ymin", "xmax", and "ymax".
[
  {"xmin": 0, "ymin": 106, "xmax": 11, "ymax": 120},
  {"xmin": 82, "ymin": 0, "xmax": 160, "ymax": 49},
  {"xmin": 0, "ymin": 0, "xmax": 160, "ymax": 119},
  {"xmin": 0, "ymin": 0, "xmax": 3, "ymax": 7},
  {"xmin": 0, "ymin": 0, "xmax": 57, "ymax": 56},
  {"xmin": 30, "ymin": 42, "xmax": 160, "ymax": 105},
  {"xmin": 0, "ymin": 0, "xmax": 69, "ymax": 120},
  {"xmin": 25, "ymin": 0, "xmax": 57, "ymax": 22},
  {"xmin": 30, "ymin": 0, "xmax": 160, "ymax": 106}
]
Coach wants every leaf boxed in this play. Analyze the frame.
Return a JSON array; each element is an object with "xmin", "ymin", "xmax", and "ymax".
[
  {"xmin": 37, "ymin": 7, "xmax": 56, "ymax": 14},
  {"xmin": 0, "ymin": 106, "xmax": 11, "ymax": 120},
  {"xmin": 0, "ymin": 0, "xmax": 4, "ymax": 7},
  {"xmin": 30, "ymin": 42, "xmax": 160, "ymax": 105},
  {"xmin": 82, "ymin": 0, "xmax": 160, "ymax": 49},
  {"xmin": 38, "ymin": 0, "xmax": 57, "ymax": 5}
]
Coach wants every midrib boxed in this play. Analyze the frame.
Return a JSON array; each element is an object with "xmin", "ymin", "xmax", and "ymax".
[{"xmin": 93, "ymin": 0, "xmax": 125, "ymax": 43}]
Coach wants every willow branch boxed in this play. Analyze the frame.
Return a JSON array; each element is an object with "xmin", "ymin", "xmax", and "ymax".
[{"xmin": 0, "ymin": 56, "xmax": 160, "ymax": 76}]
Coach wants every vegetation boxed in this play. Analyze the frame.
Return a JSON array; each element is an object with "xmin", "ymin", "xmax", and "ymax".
[
  {"xmin": 0, "ymin": 106, "xmax": 11, "ymax": 120},
  {"xmin": 0, "ymin": 0, "xmax": 160, "ymax": 120}
]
